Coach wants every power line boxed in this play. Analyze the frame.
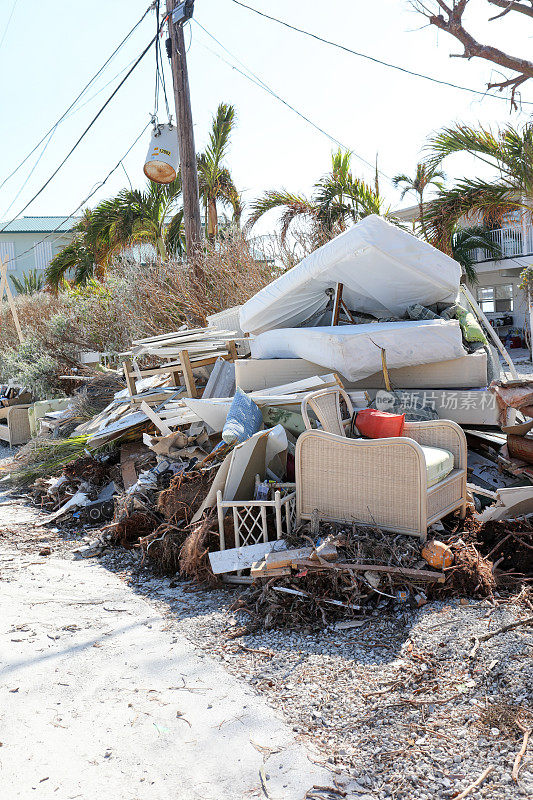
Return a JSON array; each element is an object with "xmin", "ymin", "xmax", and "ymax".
[
  {"xmin": 194, "ymin": 20, "xmax": 393, "ymax": 185},
  {"xmin": 8, "ymin": 122, "xmax": 151, "ymax": 266},
  {"xmin": 0, "ymin": 0, "xmax": 18, "ymax": 52},
  {"xmin": 0, "ymin": 4, "xmax": 152, "ymax": 193},
  {"xmin": 230, "ymin": 0, "xmax": 533, "ymax": 108},
  {"xmin": 1, "ymin": 56, "xmax": 138, "ymax": 220},
  {"xmin": 0, "ymin": 22, "xmax": 164, "ymax": 235}
]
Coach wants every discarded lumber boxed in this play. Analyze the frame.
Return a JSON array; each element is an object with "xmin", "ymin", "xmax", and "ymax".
[
  {"xmin": 292, "ymin": 560, "xmax": 446, "ymax": 583},
  {"xmin": 140, "ymin": 401, "xmax": 172, "ymax": 436},
  {"xmin": 208, "ymin": 540, "xmax": 288, "ymax": 575},
  {"xmin": 263, "ymin": 542, "xmax": 337, "ymax": 570}
]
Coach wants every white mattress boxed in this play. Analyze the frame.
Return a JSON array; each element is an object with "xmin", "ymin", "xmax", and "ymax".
[
  {"xmin": 240, "ymin": 214, "xmax": 461, "ymax": 335},
  {"xmin": 250, "ymin": 321, "xmax": 465, "ymax": 382}
]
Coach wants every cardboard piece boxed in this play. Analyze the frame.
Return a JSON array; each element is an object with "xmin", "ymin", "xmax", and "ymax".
[{"xmin": 478, "ymin": 486, "xmax": 533, "ymax": 522}]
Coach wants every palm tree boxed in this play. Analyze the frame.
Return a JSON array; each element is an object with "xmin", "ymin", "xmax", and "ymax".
[
  {"xmin": 392, "ymin": 162, "xmax": 445, "ymax": 240},
  {"xmin": 87, "ymin": 177, "xmax": 184, "ymax": 261},
  {"xmin": 423, "ymin": 123, "xmax": 532, "ymax": 251},
  {"xmin": 10, "ymin": 269, "xmax": 44, "ymax": 295},
  {"xmin": 45, "ymin": 209, "xmax": 107, "ymax": 288},
  {"xmin": 247, "ymin": 149, "xmax": 396, "ymax": 243},
  {"xmin": 197, "ymin": 103, "xmax": 240, "ymax": 239},
  {"xmin": 45, "ymin": 180, "xmax": 184, "ymax": 289},
  {"xmin": 451, "ymin": 225, "xmax": 502, "ymax": 285}
]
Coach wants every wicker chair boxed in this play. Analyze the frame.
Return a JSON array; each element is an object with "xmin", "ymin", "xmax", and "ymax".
[
  {"xmin": 301, "ymin": 387, "xmax": 354, "ymax": 437},
  {"xmin": 0, "ymin": 404, "xmax": 31, "ymax": 447},
  {"xmin": 295, "ymin": 419, "xmax": 467, "ymax": 541}
]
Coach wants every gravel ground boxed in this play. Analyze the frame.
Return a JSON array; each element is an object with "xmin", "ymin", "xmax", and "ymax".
[{"xmin": 94, "ymin": 546, "xmax": 532, "ymax": 800}]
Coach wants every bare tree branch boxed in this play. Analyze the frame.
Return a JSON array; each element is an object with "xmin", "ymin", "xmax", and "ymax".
[
  {"xmin": 411, "ymin": 0, "xmax": 533, "ymax": 107},
  {"xmin": 488, "ymin": 1, "xmax": 533, "ymax": 21}
]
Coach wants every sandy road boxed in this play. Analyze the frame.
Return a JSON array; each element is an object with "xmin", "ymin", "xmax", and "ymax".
[{"xmin": 0, "ymin": 493, "xmax": 330, "ymax": 800}]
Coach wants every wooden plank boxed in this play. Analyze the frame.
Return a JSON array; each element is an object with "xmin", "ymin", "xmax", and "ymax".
[
  {"xmin": 251, "ymin": 562, "xmax": 291, "ymax": 578},
  {"xmin": 120, "ymin": 442, "xmax": 141, "ymax": 489},
  {"xmin": 225, "ymin": 339, "xmax": 238, "ymax": 362},
  {"xmin": 0, "ymin": 256, "xmax": 23, "ymax": 344},
  {"xmin": 132, "ymin": 326, "xmax": 219, "ymax": 345},
  {"xmin": 140, "ymin": 401, "xmax": 173, "ymax": 436},
  {"xmin": 332, "ymin": 282, "xmax": 343, "ymax": 326},
  {"xmin": 209, "ymin": 539, "xmax": 288, "ymax": 575},
  {"xmin": 123, "ymin": 359, "xmax": 136, "ymax": 397},
  {"xmin": 179, "ymin": 349, "xmax": 197, "ymax": 398},
  {"xmin": 252, "ymin": 373, "xmax": 341, "ymax": 398},
  {"xmin": 293, "ymin": 560, "xmax": 446, "ymax": 583},
  {"xmin": 263, "ymin": 542, "xmax": 337, "ymax": 570}
]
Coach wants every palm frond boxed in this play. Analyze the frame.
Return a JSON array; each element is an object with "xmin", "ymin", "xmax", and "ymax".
[
  {"xmin": 45, "ymin": 242, "xmax": 95, "ymax": 289},
  {"xmin": 246, "ymin": 190, "xmax": 315, "ymax": 234},
  {"xmin": 452, "ymin": 225, "xmax": 503, "ymax": 284},
  {"xmin": 423, "ymin": 179, "xmax": 521, "ymax": 254}
]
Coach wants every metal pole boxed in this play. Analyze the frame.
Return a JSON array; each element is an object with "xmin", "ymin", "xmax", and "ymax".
[{"xmin": 166, "ymin": 1, "xmax": 203, "ymax": 261}]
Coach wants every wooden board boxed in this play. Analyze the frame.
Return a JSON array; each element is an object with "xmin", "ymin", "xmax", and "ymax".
[
  {"xmin": 140, "ymin": 401, "xmax": 173, "ymax": 436},
  {"xmin": 209, "ymin": 539, "xmax": 288, "ymax": 575},
  {"xmin": 294, "ymin": 560, "xmax": 446, "ymax": 583},
  {"xmin": 0, "ymin": 256, "xmax": 23, "ymax": 343},
  {"xmin": 120, "ymin": 442, "xmax": 142, "ymax": 489},
  {"xmin": 263, "ymin": 542, "xmax": 337, "ymax": 569}
]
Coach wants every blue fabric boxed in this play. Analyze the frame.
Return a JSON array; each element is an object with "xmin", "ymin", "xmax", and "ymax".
[{"xmin": 222, "ymin": 388, "xmax": 263, "ymax": 445}]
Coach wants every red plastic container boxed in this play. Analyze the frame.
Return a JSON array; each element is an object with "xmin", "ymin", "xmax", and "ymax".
[{"xmin": 355, "ymin": 408, "xmax": 405, "ymax": 439}]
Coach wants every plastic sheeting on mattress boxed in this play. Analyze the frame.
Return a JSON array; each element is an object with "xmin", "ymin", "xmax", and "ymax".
[{"xmin": 240, "ymin": 215, "xmax": 461, "ymax": 335}]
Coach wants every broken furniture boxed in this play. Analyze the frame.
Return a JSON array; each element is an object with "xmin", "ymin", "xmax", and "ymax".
[
  {"xmin": 122, "ymin": 328, "xmax": 239, "ymax": 400},
  {"xmin": 301, "ymin": 387, "xmax": 354, "ymax": 436},
  {"xmin": 216, "ymin": 478, "xmax": 296, "ymax": 550},
  {"xmin": 295, "ymin": 420, "xmax": 468, "ymax": 540},
  {"xmin": 0, "ymin": 404, "xmax": 31, "ymax": 446}
]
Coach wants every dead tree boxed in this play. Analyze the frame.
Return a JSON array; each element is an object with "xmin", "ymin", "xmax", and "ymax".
[{"xmin": 411, "ymin": 1, "xmax": 533, "ymax": 107}]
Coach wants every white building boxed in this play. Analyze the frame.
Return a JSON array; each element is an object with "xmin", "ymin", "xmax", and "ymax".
[
  {"xmin": 395, "ymin": 206, "xmax": 532, "ymax": 345},
  {"xmin": 0, "ymin": 216, "xmax": 80, "ymax": 293}
]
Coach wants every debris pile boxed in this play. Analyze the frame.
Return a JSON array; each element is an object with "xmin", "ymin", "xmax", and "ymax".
[{"xmin": 2, "ymin": 216, "xmax": 533, "ymax": 629}]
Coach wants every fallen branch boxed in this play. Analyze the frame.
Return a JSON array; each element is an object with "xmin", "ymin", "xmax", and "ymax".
[
  {"xmin": 478, "ymin": 615, "xmax": 533, "ymax": 642},
  {"xmin": 454, "ymin": 766, "xmax": 494, "ymax": 800},
  {"xmin": 513, "ymin": 726, "xmax": 531, "ymax": 782},
  {"xmin": 293, "ymin": 560, "xmax": 445, "ymax": 583}
]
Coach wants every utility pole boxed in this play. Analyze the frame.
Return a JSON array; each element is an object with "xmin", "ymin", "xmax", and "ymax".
[{"xmin": 166, "ymin": 0, "xmax": 203, "ymax": 259}]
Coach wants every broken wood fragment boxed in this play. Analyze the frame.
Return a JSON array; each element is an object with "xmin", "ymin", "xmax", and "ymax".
[{"xmin": 292, "ymin": 560, "xmax": 446, "ymax": 583}]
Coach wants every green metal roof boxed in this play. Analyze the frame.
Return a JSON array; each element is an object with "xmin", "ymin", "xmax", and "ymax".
[{"xmin": 0, "ymin": 216, "xmax": 81, "ymax": 234}]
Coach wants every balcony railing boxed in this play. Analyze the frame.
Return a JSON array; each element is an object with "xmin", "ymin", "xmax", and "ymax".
[{"xmin": 471, "ymin": 225, "xmax": 533, "ymax": 263}]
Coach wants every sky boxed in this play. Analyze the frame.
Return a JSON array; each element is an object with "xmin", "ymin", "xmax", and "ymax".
[{"xmin": 1, "ymin": 0, "xmax": 532, "ymax": 236}]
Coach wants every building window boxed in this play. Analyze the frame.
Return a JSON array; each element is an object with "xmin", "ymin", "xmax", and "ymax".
[
  {"xmin": 0, "ymin": 241, "xmax": 15, "ymax": 270},
  {"xmin": 34, "ymin": 240, "xmax": 53, "ymax": 270},
  {"xmin": 477, "ymin": 284, "xmax": 514, "ymax": 313}
]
